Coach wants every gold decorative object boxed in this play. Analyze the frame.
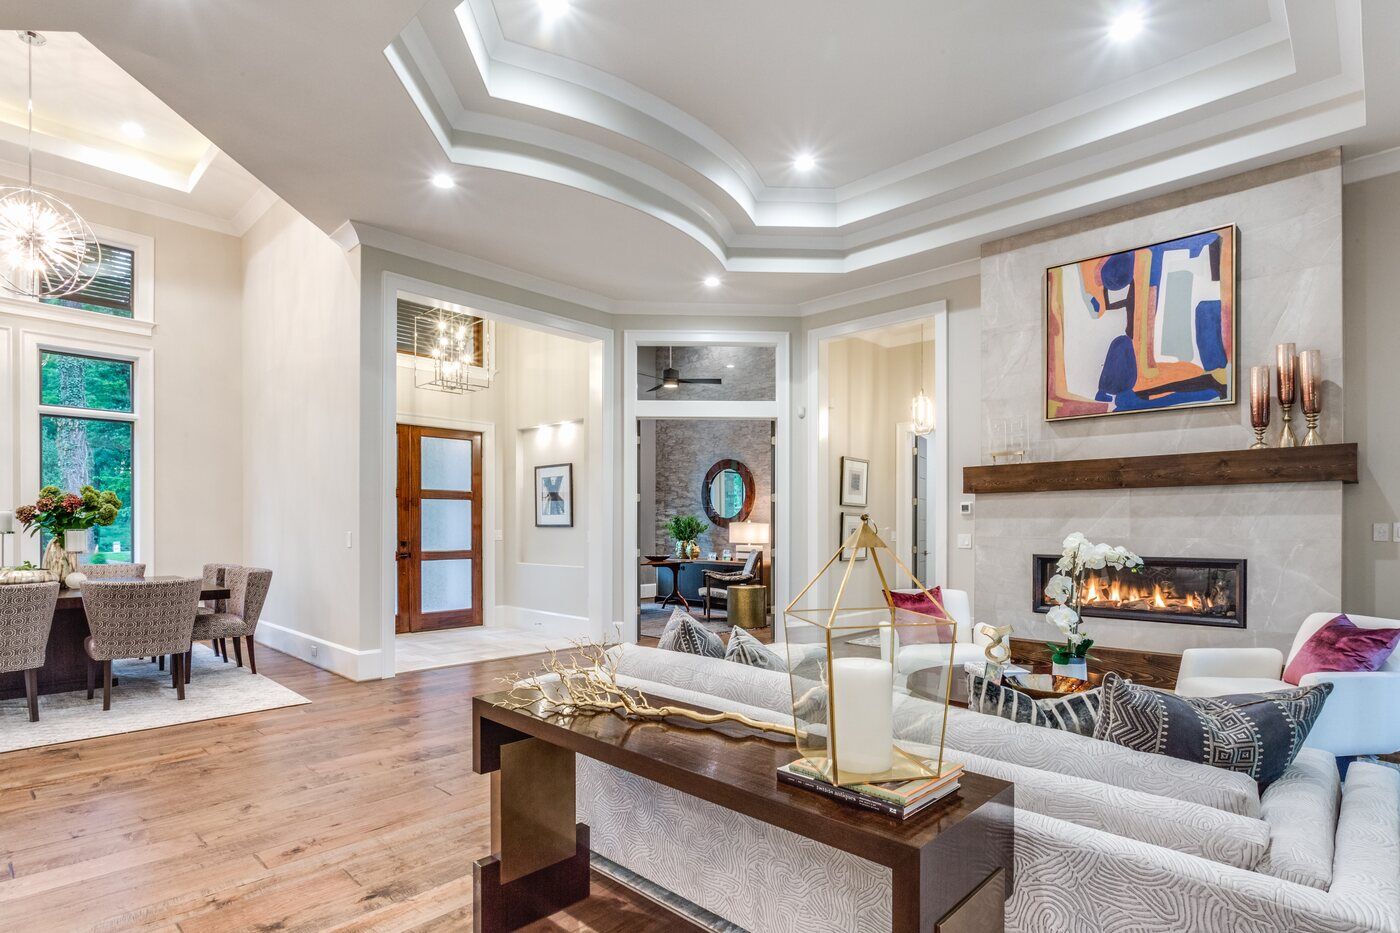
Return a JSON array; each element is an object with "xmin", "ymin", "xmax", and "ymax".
[
  {"xmin": 784, "ymin": 515, "xmax": 955, "ymax": 787},
  {"xmin": 1276, "ymin": 343, "xmax": 1297, "ymax": 447},
  {"xmin": 1298, "ymin": 349, "xmax": 1323, "ymax": 446},
  {"xmin": 979, "ymin": 624, "xmax": 1013, "ymax": 665},
  {"xmin": 1249, "ymin": 365, "xmax": 1271, "ymax": 449},
  {"xmin": 501, "ymin": 642, "xmax": 796, "ymax": 738}
]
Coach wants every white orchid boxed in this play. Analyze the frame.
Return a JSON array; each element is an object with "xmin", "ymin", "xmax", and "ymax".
[
  {"xmin": 1047, "ymin": 604, "xmax": 1078, "ymax": 634},
  {"xmin": 1046, "ymin": 533, "xmax": 1141, "ymax": 668},
  {"xmin": 1043, "ymin": 573, "xmax": 1074, "ymax": 603}
]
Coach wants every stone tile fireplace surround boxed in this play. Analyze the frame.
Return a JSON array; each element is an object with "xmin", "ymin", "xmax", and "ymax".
[{"xmin": 973, "ymin": 152, "xmax": 1345, "ymax": 655}]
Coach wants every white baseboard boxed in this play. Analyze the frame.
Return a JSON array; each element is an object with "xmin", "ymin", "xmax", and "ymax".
[
  {"xmin": 639, "ymin": 583, "xmax": 657, "ymax": 599},
  {"xmin": 255, "ymin": 620, "xmax": 383, "ymax": 681},
  {"xmin": 494, "ymin": 605, "xmax": 593, "ymax": 639}
]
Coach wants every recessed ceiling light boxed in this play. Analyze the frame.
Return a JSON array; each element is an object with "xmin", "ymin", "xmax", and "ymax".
[
  {"xmin": 539, "ymin": 0, "xmax": 570, "ymax": 20},
  {"xmin": 1108, "ymin": 6, "xmax": 1145, "ymax": 42},
  {"xmin": 793, "ymin": 152, "xmax": 817, "ymax": 172},
  {"xmin": 703, "ymin": 275, "xmax": 721, "ymax": 288},
  {"xmin": 120, "ymin": 121, "xmax": 144, "ymax": 140},
  {"xmin": 431, "ymin": 173, "xmax": 456, "ymax": 189}
]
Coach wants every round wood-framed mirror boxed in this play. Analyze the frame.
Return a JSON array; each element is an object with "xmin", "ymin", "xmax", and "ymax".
[{"xmin": 702, "ymin": 459, "xmax": 755, "ymax": 527}]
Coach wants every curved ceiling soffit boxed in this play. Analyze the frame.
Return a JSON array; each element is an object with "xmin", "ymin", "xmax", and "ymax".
[{"xmin": 386, "ymin": 0, "xmax": 1366, "ymax": 274}]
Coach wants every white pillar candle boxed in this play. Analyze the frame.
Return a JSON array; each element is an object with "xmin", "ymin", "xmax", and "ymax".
[
  {"xmin": 0, "ymin": 511, "xmax": 13, "ymax": 534},
  {"xmin": 831, "ymin": 656, "xmax": 894, "ymax": 775}
]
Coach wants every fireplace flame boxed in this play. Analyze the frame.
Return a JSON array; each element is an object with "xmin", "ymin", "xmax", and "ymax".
[
  {"xmin": 1068, "ymin": 566, "xmax": 1231, "ymax": 618},
  {"xmin": 1152, "ymin": 584, "xmax": 1167, "ymax": 608}
]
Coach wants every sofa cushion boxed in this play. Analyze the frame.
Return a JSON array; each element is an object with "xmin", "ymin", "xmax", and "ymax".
[
  {"xmin": 657, "ymin": 610, "xmax": 724, "ymax": 659},
  {"xmin": 724, "ymin": 626, "xmax": 784, "ymax": 671},
  {"xmin": 1257, "ymin": 748, "xmax": 1339, "ymax": 890},
  {"xmin": 1093, "ymin": 672, "xmax": 1333, "ymax": 787},
  {"xmin": 1283, "ymin": 613, "xmax": 1400, "ymax": 685},
  {"xmin": 611, "ymin": 643, "xmax": 791, "ymax": 716},
  {"xmin": 967, "ymin": 673, "xmax": 1101, "ymax": 736}
]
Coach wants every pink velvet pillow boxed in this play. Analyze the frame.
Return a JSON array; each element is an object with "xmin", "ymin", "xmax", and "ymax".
[
  {"xmin": 887, "ymin": 587, "xmax": 954, "ymax": 644},
  {"xmin": 1283, "ymin": 614, "xmax": 1400, "ymax": 685}
]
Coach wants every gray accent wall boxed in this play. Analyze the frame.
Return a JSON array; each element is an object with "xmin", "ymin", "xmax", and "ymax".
[
  {"xmin": 652, "ymin": 418, "xmax": 773, "ymax": 558},
  {"xmin": 638, "ymin": 345, "xmax": 776, "ymax": 401}
]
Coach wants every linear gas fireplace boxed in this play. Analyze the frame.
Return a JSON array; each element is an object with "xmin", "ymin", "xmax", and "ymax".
[{"xmin": 1032, "ymin": 555, "xmax": 1246, "ymax": 629}]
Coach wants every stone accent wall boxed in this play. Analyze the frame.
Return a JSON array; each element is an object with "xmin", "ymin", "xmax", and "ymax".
[
  {"xmin": 638, "ymin": 346, "xmax": 776, "ymax": 401},
  {"xmin": 653, "ymin": 419, "xmax": 772, "ymax": 557},
  {"xmin": 975, "ymin": 155, "xmax": 1344, "ymax": 654}
]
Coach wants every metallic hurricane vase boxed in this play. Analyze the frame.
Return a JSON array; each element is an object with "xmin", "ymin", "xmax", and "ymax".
[
  {"xmin": 1249, "ymin": 365, "xmax": 1271, "ymax": 449},
  {"xmin": 1298, "ymin": 349, "xmax": 1323, "ymax": 446},
  {"xmin": 1276, "ymin": 343, "xmax": 1298, "ymax": 447}
]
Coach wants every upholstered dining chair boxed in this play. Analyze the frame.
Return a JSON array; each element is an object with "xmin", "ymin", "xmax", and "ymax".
[
  {"xmin": 0, "ymin": 582, "xmax": 60, "ymax": 722},
  {"xmin": 198, "ymin": 563, "xmax": 239, "ymax": 661},
  {"xmin": 82, "ymin": 577, "xmax": 202, "ymax": 709},
  {"xmin": 190, "ymin": 567, "xmax": 272, "ymax": 678},
  {"xmin": 698, "ymin": 550, "xmax": 760, "ymax": 620},
  {"xmin": 80, "ymin": 563, "xmax": 147, "ymax": 579}
]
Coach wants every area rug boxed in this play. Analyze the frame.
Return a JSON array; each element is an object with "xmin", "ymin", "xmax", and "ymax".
[
  {"xmin": 0, "ymin": 644, "xmax": 309, "ymax": 754},
  {"xmin": 639, "ymin": 602, "xmax": 732, "ymax": 640}
]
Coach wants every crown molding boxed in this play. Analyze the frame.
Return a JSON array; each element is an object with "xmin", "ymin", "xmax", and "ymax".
[
  {"xmin": 1343, "ymin": 145, "xmax": 1400, "ymax": 184},
  {"xmin": 796, "ymin": 259, "xmax": 981, "ymax": 317},
  {"xmin": 231, "ymin": 185, "xmax": 280, "ymax": 237}
]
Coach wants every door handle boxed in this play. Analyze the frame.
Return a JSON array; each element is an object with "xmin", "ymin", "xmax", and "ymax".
[{"xmin": 396, "ymin": 540, "xmax": 412, "ymax": 561}]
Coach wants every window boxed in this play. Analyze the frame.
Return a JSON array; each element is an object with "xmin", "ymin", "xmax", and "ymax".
[
  {"xmin": 37, "ymin": 351, "xmax": 136, "ymax": 563},
  {"xmin": 39, "ymin": 242, "xmax": 136, "ymax": 319}
]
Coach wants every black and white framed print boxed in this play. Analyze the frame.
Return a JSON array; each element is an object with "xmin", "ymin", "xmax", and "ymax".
[
  {"xmin": 839, "ymin": 456, "xmax": 869, "ymax": 508},
  {"xmin": 838, "ymin": 512, "xmax": 867, "ymax": 561},
  {"xmin": 535, "ymin": 463, "xmax": 574, "ymax": 527}
]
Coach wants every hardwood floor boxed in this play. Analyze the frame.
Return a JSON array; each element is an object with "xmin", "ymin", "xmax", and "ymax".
[{"xmin": 0, "ymin": 648, "xmax": 701, "ymax": 932}]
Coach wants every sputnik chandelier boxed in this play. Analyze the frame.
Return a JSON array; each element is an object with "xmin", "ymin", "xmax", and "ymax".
[{"xmin": 0, "ymin": 31, "xmax": 100, "ymax": 300}]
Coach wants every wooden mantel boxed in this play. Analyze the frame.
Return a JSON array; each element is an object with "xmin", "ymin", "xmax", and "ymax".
[{"xmin": 963, "ymin": 443, "xmax": 1357, "ymax": 495}]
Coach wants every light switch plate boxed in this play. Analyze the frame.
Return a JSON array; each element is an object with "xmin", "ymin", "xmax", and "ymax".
[
  {"xmin": 1375, "ymin": 523, "xmax": 1392, "ymax": 543},
  {"xmin": 959, "ymin": 501, "xmax": 974, "ymax": 515},
  {"xmin": 1394, "ymin": 522, "xmax": 1400, "ymax": 543},
  {"xmin": 957, "ymin": 533, "xmax": 973, "ymax": 549}
]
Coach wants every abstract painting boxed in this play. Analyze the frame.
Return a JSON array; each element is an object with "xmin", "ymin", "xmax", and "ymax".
[
  {"xmin": 839, "ymin": 457, "xmax": 869, "ymax": 508},
  {"xmin": 535, "ymin": 463, "xmax": 574, "ymax": 527},
  {"xmin": 1045, "ymin": 225, "xmax": 1236, "ymax": 421}
]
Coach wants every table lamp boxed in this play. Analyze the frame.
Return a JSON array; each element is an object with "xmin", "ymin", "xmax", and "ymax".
[{"xmin": 728, "ymin": 521, "xmax": 770, "ymax": 554}]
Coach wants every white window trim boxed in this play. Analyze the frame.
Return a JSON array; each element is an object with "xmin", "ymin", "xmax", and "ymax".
[
  {"xmin": 17, "ymin": 329, "xmax": 155, "ymax": 568},
  {"xmin": 0, "ymin": 222, "xmax": 155, "ymax": 337}
]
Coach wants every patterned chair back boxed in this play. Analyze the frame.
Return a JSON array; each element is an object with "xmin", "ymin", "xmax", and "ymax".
[
  {"xmin": 82, "ymin": 578, "xmax": 202, "ymax": 660},
  {"xmin": 0, "ymin": 582, "xmax": 60, "ymax": 673},
  {"xmin": 81, "ymin": 563, "xmax": 147, "ymax": 580},
  {"xmin": 226, "ymin": 567, "xmax": 272, "ymax": 635},
  {"xmin": 741, "ymin": 549, "xmax": 760, "ymax": 577},
  {"xmin": 202, "ymin": 563, "xmax": 240, "ymax": 612}
]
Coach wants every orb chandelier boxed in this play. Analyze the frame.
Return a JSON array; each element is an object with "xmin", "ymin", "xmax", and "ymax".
[
  {"xmin": 0, "ymin": 31, "xmax": 100, "ymax": 300},
  {"xmin": 910, "ymin": 320, "xmax": 935, "ymax": 436}
]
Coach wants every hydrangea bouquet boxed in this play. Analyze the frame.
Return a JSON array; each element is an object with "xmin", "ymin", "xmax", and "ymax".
[
  {"xmin": 1042, "ymin": 532, "xmax": 1141, "ymax": 672},
  {"xmin": 14, "ymin": 484, "xmax": 122, "ymax": 579}
]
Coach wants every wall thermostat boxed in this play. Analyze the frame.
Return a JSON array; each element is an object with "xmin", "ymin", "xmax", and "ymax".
[{"xmin": 959, "ymin": 501, "xmax": 974, "ymax": 516}]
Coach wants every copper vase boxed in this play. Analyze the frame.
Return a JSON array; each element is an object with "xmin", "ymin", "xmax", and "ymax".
[
  {"xmin": 1249, "ymin": 365, "xmax": 1271, "ymax": 449},
  {"xmin": 1276, "ymin": 343, "xmax": 1297, "ymax": 447},
  {"xmin": 1298, "ymin": 349, "xmax": 1323, "ymax": 446}
]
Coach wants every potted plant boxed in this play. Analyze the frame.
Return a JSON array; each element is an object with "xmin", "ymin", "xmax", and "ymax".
[
  {"xmin": 1042, "ymin": 532, "xmax": 1141, "ymax": 678},
  {"xmin": 665, "ymin": 514, "xmax": 707, "ymax": 559},
  {"xmin": 14, "ymin": 484, "xmax": 122, "ymax": 584}
]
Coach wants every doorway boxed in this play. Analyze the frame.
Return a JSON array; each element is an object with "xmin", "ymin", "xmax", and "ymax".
[{"xmin": 395, "ymin": 423, "xmax": 483, "ymax": 633}]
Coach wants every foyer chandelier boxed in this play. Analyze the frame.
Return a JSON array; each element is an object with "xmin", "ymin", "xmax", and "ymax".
[
  {"xmin": 411, "ymin": 302, "xmax": 495, "ymax": 394},
  {"xmin": 910, "ymin": 320, "xmax": 935, "ymax": 436},
  {"xmin": 0, "ymin": 31, "xmax": 100, "ymax": 300}
]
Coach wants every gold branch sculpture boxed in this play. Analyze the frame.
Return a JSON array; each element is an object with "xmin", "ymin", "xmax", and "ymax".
[{"xmin": 499, "ymin": 641, "xmax": 797, "ymax": 738}]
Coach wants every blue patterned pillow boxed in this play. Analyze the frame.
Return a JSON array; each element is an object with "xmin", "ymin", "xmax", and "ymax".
[
  {"xmin": 657, "ymin": 609, "xmax": 724, "ymax": 658},
  {"xmin": 1093, "ymin": 672, "xmax": 1333, "ymax": 787},
  {"xmin": 724, "ymin": 626, "xmax": 784, "ymax": 671},
  {"xmin": 967, "ymin": 674, "xmax": 1101, "ymax": 736}
]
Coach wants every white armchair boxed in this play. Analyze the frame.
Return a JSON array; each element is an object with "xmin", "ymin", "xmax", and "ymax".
[
  {"xmin": 1177, "ymin": 612, "xmax": 1400, "ymax": 757},
  {"xmin": 882, "ymin": 587, "xmax": 989, "ymax": 689}
]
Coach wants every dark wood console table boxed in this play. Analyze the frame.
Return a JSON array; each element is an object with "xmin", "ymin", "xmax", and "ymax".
[{"xmin": 472, "ymin": 691, "xmax": 1014, "ymax": 932}]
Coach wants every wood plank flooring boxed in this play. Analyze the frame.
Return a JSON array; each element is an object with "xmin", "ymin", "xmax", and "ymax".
[{"xmin": 0, "ymin": 648, "xmax": 701, "ymax": 932}]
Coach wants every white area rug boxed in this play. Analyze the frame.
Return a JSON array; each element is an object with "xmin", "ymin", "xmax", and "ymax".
[
  {"xmin": 0, "ymin": 644, "xmax": 309, "ymax": 754},
  {"xmin": 395, "ymin": 627, "xmax": 577, "ymax": 673}
]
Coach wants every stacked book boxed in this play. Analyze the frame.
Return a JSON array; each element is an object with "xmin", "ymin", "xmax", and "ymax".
[{"xmin": 777, "ymin": 758, "xmax": 963, "ymax": 819}]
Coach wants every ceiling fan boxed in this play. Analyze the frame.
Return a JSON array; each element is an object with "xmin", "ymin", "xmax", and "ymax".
[{"xmin": 639, "ymin": 346, "xmax": 723, "ymax": 393}]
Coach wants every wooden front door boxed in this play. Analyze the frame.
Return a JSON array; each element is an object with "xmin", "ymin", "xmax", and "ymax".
[{"xmin": 396, "ymin": 424, "xmax": 483, "ymax": 633}]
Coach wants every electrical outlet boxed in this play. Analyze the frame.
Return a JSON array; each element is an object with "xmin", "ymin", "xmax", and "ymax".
[
  {"xmin": 1394, "ymin": 522, "xmax": 1400, "ymax": 543},
  {"xmin": 1375, "ymin": 523, "xmax": 1392, "ymax": 543},
  {"xmin": 957, "ymin": 533, "xmax": 973, "ymax": 549},
  {"xmin": 345, "ymin": 531, "xmax": 353, "ymax": 549},
  {"xmin": 309, "ymin": 644, "xmax": 319, "ymax": 657}
]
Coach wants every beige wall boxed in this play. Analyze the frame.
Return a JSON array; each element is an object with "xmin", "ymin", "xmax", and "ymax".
[
  {"xmin": 0, "ymin": 184, "xmax": 244, "ymax": 579},
  {"xmin": 1343, "ymin": 172, "xmax": 1400, "ymax": 618},
  {"xmin": 396, "ymin": 320, "xmax": 595, "ymax": 629},
  {"xmin": 241, "ymin": 201, "xmax": 365, "ymax": 668}
]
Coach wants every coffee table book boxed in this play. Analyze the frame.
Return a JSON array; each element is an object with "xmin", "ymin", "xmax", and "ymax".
[{"xmin": 778, "ymin": 759, "xmax": 964, "ymax": 819}]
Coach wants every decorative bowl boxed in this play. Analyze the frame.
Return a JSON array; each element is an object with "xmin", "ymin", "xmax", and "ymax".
[{"xmin": 644, "ymin": 554, "xmax": 670, "ymax": 562}]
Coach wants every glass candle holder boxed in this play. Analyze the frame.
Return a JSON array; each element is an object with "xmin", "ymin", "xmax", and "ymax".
[
  {"xmin": 1249, "ymin": 365, "xmax": 1271, "ymax": 449},
  {"xmin": 1276, "ymin": 343, "xmax": 1297, "ymax": 447},
  {"xmin": 1298, "ymin": 349, "xmax": 1322, "ymax": 446}
]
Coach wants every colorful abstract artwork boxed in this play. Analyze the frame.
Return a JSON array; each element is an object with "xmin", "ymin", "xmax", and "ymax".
[
  {"xmin": 534, "ymin": 463, "xmax": 574, "ymax": 527},
  {"xmin": 1045, "ymin": 226, "xmax": 1236, "ymax": 421}
]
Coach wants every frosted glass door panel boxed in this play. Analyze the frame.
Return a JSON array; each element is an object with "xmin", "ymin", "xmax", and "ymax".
[
  {"xmin": 422, "ymin": 559, "xmax": 473, "ymax": 612},
  {"xmin": 421, "ymin": 500, "xmax": 472, "ymax": 552},
  {"xmin": 421, "ymin": 436, "xmax": 473, "ymax": 491}
]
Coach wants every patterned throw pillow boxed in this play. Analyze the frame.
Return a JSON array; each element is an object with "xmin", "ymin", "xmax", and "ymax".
[
  {"xmin": 1093, "ymin": 672, "xmax": 1333, "ymax": 787},
  {"xmin": 657, "ymin": 609, "xmax": 724, "ymax": 659},
  {"xmin": 967, "ymin": 673, "xmax": 1101, "ymax": 736},
  {"xmin": 724, "ymin": 626, "xmax": 785, "ymax": 671}
]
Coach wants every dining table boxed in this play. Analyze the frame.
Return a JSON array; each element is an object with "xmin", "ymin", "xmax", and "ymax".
[{"xmin": 0, "ymin": 576, "xmax": 230, "ymax": 700}]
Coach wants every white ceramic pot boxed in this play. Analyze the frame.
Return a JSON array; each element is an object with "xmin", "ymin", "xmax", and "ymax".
[{"xmin": 1052, "ymin": 658, "xmax": 1089, "ymax": 680}]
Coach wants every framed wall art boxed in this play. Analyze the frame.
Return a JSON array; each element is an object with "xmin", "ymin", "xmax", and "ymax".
[
  {"xmin": 839, "ymin": 456, "xmax": 869, "ymax": 508},
  {"xmin": 534, "ymin": 463, "xmax": 574, "ymax": 527}
]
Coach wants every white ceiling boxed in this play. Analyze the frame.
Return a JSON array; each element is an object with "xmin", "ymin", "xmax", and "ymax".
[{"xmin": 3, "ymin": 0, "xmax": 1398, "ymax": 308}]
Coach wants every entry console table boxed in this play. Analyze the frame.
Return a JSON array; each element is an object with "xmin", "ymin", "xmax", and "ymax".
[{"xmin": 472, "ymin": 691, "xmax": 1015, "ymax": 932}]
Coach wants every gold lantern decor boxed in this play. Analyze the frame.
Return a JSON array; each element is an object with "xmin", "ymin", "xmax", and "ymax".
[{"xmin": 784, "ymin": 515, "xmax": 956, "ymax": 787}]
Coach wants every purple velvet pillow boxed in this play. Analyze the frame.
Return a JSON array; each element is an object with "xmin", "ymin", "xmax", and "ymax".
[
  {"xmin": 887, "ymin": 587, "xmax": 953, "ymax": 644},
  {"xmin": 1283, "ymin": 614, "xmax": 1400, "ymax": 685}
]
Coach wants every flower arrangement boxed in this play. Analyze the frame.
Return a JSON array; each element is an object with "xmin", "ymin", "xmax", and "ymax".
[
  {"xmin": 664, "ymin": 514, "xmax": 707, "ymax": 558},
  {"xmin": 1043, "ymin": 532, "xmax": 1141, "ymax": 669},
  {"xmin": 15, "ymin": 484, "xmax": 122, "ymax": 579}
]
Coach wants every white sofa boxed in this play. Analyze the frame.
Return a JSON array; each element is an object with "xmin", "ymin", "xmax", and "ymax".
[
  {"xmin": 576, "ymin": 644, "xmax": 1400, "ymax": 933},
  {"xmin": 1176, "ymin": 611, "xmax": 1400, "ymax": 757}
]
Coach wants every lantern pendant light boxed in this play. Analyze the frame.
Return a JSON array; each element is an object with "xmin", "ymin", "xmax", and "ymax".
[
  {"xmin": 0, "ymin": 31, "xmax": 101, "ymax": 300},
  {"xmin": 910, "ymin": 320, "xmax": 935, "ymax": 436}
]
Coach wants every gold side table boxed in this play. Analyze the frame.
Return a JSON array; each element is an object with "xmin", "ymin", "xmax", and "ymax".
[{"xmin": 727, "ymin": 584, "xmax": 767, "ymax": 630}]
